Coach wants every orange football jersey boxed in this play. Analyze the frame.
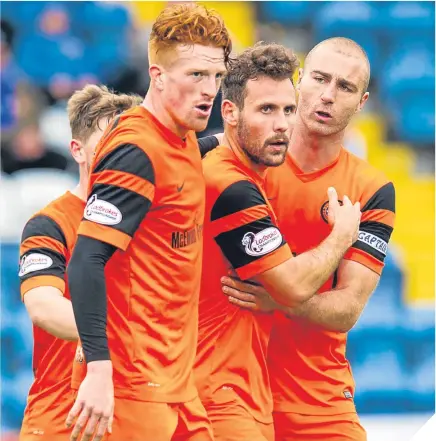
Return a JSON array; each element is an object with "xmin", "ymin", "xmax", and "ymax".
[
  {"xmin": 265, "ymin": 148, "xmax": 395, "ymax": 415},
  {"xmin": 19, "ymin": 191, "xmax": 85, "ymax": 436},
  {"xmin": 71, "ymin": 106, "xmax": 205, "ymax": 403},
  {"xmin": 195, "ymin": 146, "xmax": 292, "ymax": 423}
]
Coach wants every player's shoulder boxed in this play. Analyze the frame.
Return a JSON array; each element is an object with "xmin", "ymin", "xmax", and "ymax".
[
  {"xmin": 203, "ymin": 146, "xmax": 257, "ymax": 192},
  {"xmin": 22, "ymin": 192, "xmax": 84, "ymax": 244},
  {"xmin": 342, "ymin": 149, "xmax": 394, "ymax": 203}
]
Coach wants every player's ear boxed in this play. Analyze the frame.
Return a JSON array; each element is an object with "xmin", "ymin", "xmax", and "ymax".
[
  {"xmin": 296, "ymin": 68, "xmax": 303, "ymax": 92},
  {"xmin": 221, "ymin": 99, "xmax": 238, "ymax": 127},
  {"xmin": 149, "ymin": 64, "xmax": 165, "ymax": 91},
  {"xmin": 70, "ymin": 139, "xmax": 85, "ymax": 165},
  {"xmin": 356, "ymin": 91, "xmax": 369, "ymax": 113}
]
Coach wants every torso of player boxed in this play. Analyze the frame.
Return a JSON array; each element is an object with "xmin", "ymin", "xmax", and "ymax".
[
  {"xmin": 20, "ymin": 191, "xmax": 84, "ymax": 411},
  {"xmin": 195, "ymin": 147, "xmax": 275, "ymax": 423},
  {"xmin": 72, "ymin": 107, "xmax": 205, "ymax": 403},
  {"xmin": 265, "ymin": 148, "xmax": 388, "ymax": 414}
]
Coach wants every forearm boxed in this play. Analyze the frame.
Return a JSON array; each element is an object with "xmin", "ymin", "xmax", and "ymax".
[
  {"xmin": 67, "ymin": 236, "xmax": 116, "ymax": 363},
  {"xmin": 25, "ymin": 289, "xmax": 78, "ymax": 341},
  {"xmin": 286, "ymin": 228, "xmax": 351, "ymax": 302},
  {"xmin": 280, "ymin": 287, "xmax": 360, "ymax": 332}
]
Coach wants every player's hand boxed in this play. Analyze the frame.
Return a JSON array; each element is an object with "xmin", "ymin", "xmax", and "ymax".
[
  {"xmin": 221, "ymin": 276, "xmax": 277, "ymax": 313},
  {"xmin": 327, "ymin": 187, "xmax": 361, "ymax": 245},
  {"xmin": 66, "ymin": 360, "xmax": 114, "ymax": 441}
]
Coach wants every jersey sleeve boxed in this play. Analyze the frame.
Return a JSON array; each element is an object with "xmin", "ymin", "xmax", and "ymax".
[
  {"xmin": 198, "ymin": 135, "xmax": 219, "ymax": 158},
  {"xmin": 78, "ymin": 142, "xmax": 155, "ymax": 251},
  {"xmin": 344, "ymin": 182, "xmax": 396, "ymax": 274},
  {"xmin": 19, "ymin": 215, "xmax": 68, "ymax": 297},
  {"xmin": 210, "ymin": 180, "xmax": 292, "ymax": 280}
]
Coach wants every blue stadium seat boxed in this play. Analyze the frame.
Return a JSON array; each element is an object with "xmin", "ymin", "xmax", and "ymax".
[
  {"xmin": 391, "ymin": 92, "xmax": 435, "ymax": 145},
  {"xmin": 313, "ymin": 2, "xmax": 382, "ymax": 74},
  {"xmin": 380, "ymin": 1, "xmax": 435, "ymax": 37},
  {"xmin": 258, "ymin": 1, "xmax": 314, "ymax": 26},
  {"xmin": 407, "ymin": 356, "xmax": 436, "ymax": 412},
  {"xmin": 74, "ymin": 1, "xmax": 131, "ymax": 32},
  {"xmin": 352, "ymin": 252, "xmax": 405, "ymax": 331},
  {"xmin": 351, "ymin": 330, "xmax": 409, "ymax": 413},
  {"xmin": 0, "ymin": 244, "xmax": 21, "ymax": 312}
]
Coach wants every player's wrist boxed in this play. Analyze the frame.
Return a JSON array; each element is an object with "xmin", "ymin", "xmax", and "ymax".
[{"xmin": 330, "ymin": 225, "xmax": 354, "ymax": 250}]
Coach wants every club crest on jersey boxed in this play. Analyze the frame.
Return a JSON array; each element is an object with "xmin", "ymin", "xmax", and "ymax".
[
  {"xmin": 242, "ymin": 227, "xmax": 282, "ymax": 257},
  {"xmin": 320, "ymin": 199, "xmax": 343, "ymax": 223},
  {"xmin": 84, "ymin": 194, "xmax": 122, "ymax": 226},
  {"xmin": 19, "ymin": 253, "xmax": 53, "ymax": 276}
]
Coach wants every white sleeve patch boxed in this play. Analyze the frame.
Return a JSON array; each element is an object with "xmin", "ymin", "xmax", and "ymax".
[
  {"xmin": 19, "ymin": 253, "xmax": 53, "ymax": 277},
  {"xmin": 357, "ymin": 231, "xmax": 388, "ymax": 256},
  {"xmin": 84, "ymin": 194, "xmax": 122, "ymax": 226},
  {"xmin": 242, "ymin": 227, "xmax": 282, "ymax": 257}
]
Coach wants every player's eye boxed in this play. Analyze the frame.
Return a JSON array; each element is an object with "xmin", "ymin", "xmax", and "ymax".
[
  {"xmin": 314, "ymin": 76, "xmax": 325, "ymax": 83},
  {"xmin": 192, "ymin": 72, "xmax": 203, "ymax": 78},
  {"xmin": 261, "ymin": 105, "xmax": 273, "ymax": 113},
  {"xmin": 284, "ymin": 106, "xmax": 296, "ymax": 115},
  {"xmin": 216, "ymin": 72, "xmax": 223, "ymax": 80},
  {"xmin": 340, "ymin": 84, "xmax": 352, "ymax": 92}
]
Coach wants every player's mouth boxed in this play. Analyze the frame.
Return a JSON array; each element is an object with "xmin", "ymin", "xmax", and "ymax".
[
  {"xmin": 195, "ymin": 103, "xmax": 213, "ymax": 117},
  {"xmin": 315, "ymin": 110, "xmax": 332, "ymax": 122},
  {"xmin": 267, "ymin": 140, "xmax": 288, "ymax": 151}
]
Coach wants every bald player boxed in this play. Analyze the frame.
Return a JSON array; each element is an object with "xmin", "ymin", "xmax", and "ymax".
[{"xmin": 222, "ymin": 37, "xmax": 395, "ymax": 441}]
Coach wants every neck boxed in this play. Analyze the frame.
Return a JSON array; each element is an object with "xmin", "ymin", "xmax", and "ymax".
[
  {"xmin": 71, "ymin": 168, "xmax": 89, "ymax": 201},
  {"xmin": 289, "ymin": 115, "xmax": 343, "ymax": 172},
  {"xmin": 142, "ymin": 90, "xmax": 187, "ymax": 139},
  {"xmin": 224, "ymin": 129, "xmax": 268, "ymax": 179}
]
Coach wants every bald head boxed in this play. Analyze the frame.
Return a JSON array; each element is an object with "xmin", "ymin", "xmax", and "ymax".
[{"xmin": 305, "ymin": 37, "xmax": 370, "ymax": 93}]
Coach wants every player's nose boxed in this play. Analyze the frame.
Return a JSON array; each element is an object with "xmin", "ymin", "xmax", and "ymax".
[
  {"xmin": 320, "ymin": 83, "xmax": 336, "ymax": 104},
  {"xmin": 202, "ymin": 76, "xmax": 219, "ymax": 98}
]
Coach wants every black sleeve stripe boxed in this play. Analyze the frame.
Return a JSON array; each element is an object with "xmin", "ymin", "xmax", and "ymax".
[
  {"xmin": 21, "ymin": 215, "xmax": 67, "ymax": 248},
  {"xmin": 211, "ymin": 180, "xmax": 267, "ymax": 221},
  {"xmin": 360, "ymin": 221, "xmax": 393, "ymax": 242},
  {"xmin": 19, "ymin": 247, "xmax": 66, "ymax": 282},
  {"xmin": 215, "ymin": 215, "xmax": 286, "ymax": 270},
  {"xmin": 362, "ymin": 182, "xmax": 395, "ymax": 213},
  {"xmin": 352, "ymin": 221, "xmax": 393, "ymax": 263},
  {"xmin": 93, "ymin": 143, "xmax": 155, "ymax": 185},
  {"xmin": 352, "ymin": 240, "xmax": 386, "ymax": 263},
  {"xmin": 87, "ymin": 183, "xmax": 152, "ymax": 237},
  {"xmin": 198, "ymin": 135, "xmax": 219, "ymax": 158}
]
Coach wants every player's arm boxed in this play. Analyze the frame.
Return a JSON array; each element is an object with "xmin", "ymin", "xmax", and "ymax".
[
  {"xmin": 224, "ymin": 182, "xmax": 395, "ymax": 331},
  {"xmin": 19, "ymin": 215, "xmax": 78, "ymax": 341},
  {"xmin": 68, "ymin": 141, "xmax": 155, "ymax": 363},
  {"xmin": 288, "ymin": 181, "xmax": 396, "ymax": 331},
  {"xmin": 66, "ymin": 141, "xmax": 155, "ymax": 439},
  {"xmin": 213, "ymin": 183, "xmax": 359, "ymax": 308}
]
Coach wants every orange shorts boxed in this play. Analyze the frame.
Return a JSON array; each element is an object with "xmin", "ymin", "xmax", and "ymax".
[
  {"xmin": 273, "ymin": 411, "xmax": 367, "ymax": 441},
  {"xmin": 103, "ymin": 395, "xmax": 213, "ymax": 441},
  {"xmin": 204, "ymin": 392, "xmax": 274, "ymax": 441},
  {"xmin": 19, "ymin": 390, "xmax": 75, "ymax": 441}
]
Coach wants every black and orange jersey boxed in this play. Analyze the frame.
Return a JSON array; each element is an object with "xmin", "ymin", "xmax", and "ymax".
[
  {"xmin": 265, "ymin": 147, "xmax": 395, "ymax": 415},
  {"xmin": 18, "ymin": 191, "xmax": 85, "ymax": 427},
  {"xmin": 195, "ymin": 146, "xmax": 292, "ymax": 424},
  {"xmin": 71, "ymin": 106, "xmax": 205, "ymax": 403}
]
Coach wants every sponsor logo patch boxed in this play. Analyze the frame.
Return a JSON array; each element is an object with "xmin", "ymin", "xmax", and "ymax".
[
  {"xmin": 357, "ymin": 231, "xmax": 388, "ymax": 255},
  {"xmin": 242, "ymin": 227, "xmax": 282, "ymax": 257},
  {"xmin": 84, "ymin": 194, "xmax": 122, "ymax": 226},
  {"xmin": 19, "ymin": 253, "xmax": 53, "ymax": 276},
  {"xmin": 343, "ymin": 389, "xmax": 353, "ymax": 399}
]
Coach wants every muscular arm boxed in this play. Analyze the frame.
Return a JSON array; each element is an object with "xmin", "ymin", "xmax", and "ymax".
[
  {"xmin": 283, "ymin": 259, "xmax": 380, "ymax": 332},
  {"xmin": 24, "ymin": 286, "xmax": 78, "ymax": 340}
]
